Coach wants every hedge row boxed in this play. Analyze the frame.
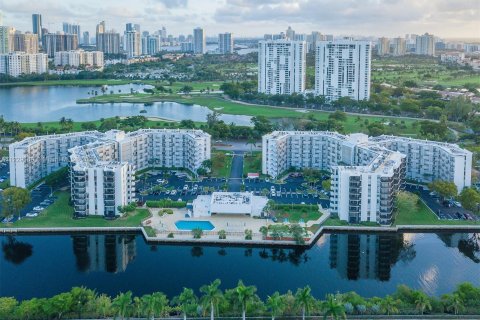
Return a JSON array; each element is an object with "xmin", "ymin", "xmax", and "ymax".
[{"xmin": 146, "ymin": 200, "xmax": 187, "ymax": 208}]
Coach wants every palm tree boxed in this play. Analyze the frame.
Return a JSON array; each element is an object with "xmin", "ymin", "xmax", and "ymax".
[
  {"xmin": 246, "ymin": 135, "xmax": 256, "ymax": 156},
  {"xmin": 142, "ymin": 292, "xmax": 168, "ymax": 319},
  {"xmin": 295, "ymin": 286, "xmax": 316, "ymax": 320},
  {"xmin": 235, "ymin": 280, "xmax": 257, "ymax": 320},
  {"xmin": 322, "ymin": 294, "xmax": 346, "ymax": 320},
  {"xmin": 415, "ymin": 292, "xmax": 432, "ymax": 315},
  {"xmin": 173, "ymin": 288, "xmax": 198, "ymax": 320},
  {"xmin": 112, "ymin": 291, "xmax": 133, "ymax": 320},
  {"xmin": 200, "ymin": 279, "xmax": 223, "ymax": 320},
  {"xmin": 380, "ymin": 295, "xmax": 399, "ymax": 315},
  {"xmin": 444, "ymin": 293, "xmax": 464, "ymax": 315},
  {"xmin": 266, "ymin": 292, "xmax": 284, "ymax": 320}
]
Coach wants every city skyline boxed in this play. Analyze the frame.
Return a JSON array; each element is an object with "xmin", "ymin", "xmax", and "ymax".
[{"xmin": 0, "ymin": 0, "xmax": 478, "ymax": 39}]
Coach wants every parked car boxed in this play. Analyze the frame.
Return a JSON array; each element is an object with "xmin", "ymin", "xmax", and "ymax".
[
  {"xmin": 1, "ymin": 215, "xmax": 14, "ymax": 224},
  {"xmin": 452, "ymin": 201, "xmax": 462, "ymax": 208},
  {"xmin": 26, "ymin": 212, "xmax": 39, "ymax": 218},
  {"xmin": 171, "ymin": 190, "xmax": 177, "ymax": 195},
  {"xmin": 183, "ymin": 184, "xmax": 189, "ymax": 191},
  {"xmin": 165, "ymin": 190, "xmax": 171, "ymax": 195},
  {"xmin": 33, "ymin": 206, "xmax": 44, "ymax": 211}
]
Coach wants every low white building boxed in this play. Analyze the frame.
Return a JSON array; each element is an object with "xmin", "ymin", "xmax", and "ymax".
[
  {"xmin": 0, "ymin": 52, "xmax": 48, "ymax": 76},
  {"xmin": 192, "ymin": 192, "xmax": 268, "ymax": 217},
  {"xmin": 54, "ymin": 50, "xmax": 104, "ymax": 68}
]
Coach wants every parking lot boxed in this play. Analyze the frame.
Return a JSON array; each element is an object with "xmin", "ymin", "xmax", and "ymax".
[
  {"xmin": 406, "ymin": 184, "xmax": 479, "ymax": 222},
  {"xmin": 136, "ymin": 170, "xmax": 330, "ymax": 208}
]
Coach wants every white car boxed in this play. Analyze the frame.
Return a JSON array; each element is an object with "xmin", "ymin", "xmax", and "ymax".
[
  {"xmin": 165, "ymin": 190, "xmax": 171, "ymax": 195},
  {"xmin": 156, "ymin": 178, "xmax": 164, "ymax": 183},
  {"xmin": 183, "ymin": 185, "xmax": 189, "ymax": 191},
  {"xmin": 33, "ymin": 206, "xmax": 44, "ymax": 211},
  {"xmin": 453, "ymin": 201, "xmax": 462, "ymax": 208},
  {"xmin": 171, "ymin": 190, "xmax": 177, "ymax": 195},
  {"xmin": 26, "ymin": 212, "xmax": 39, "ymax": 218}
]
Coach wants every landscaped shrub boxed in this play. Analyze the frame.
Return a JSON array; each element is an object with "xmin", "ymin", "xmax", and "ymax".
[
  {"xmin": 160, "ymin": 208, "xmax": 174, "ymax": 215},
  {"xmin": 218, "ymin": 230, "xmax": 226, "ymax": 239},
  {"xmin": 167, "ymin": 233, "xmax": 174, "ymax": 238},
  {"xmin": 245, "ymin": 229, "xmax": 253, "ymax": 240},
  {"xmin": 146, "ymin": 199, "xmax": 186, "ymax": 208},
  {"xmin": 192, "ymin": 228, "xmax": 203, "ymax": 239}
]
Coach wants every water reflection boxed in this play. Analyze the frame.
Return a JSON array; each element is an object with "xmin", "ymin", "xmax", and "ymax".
[
  {"xmin": 437, "ymin": 233, "xmax": 480, "ymax": 263},
  {"xmin": 1, "ymin": 236, "xmax": 33, "ymax": 265},
  {"xmin": 329, "ymin": 233, "xmax": 415, "ymax": 281},
  {"xmin": 257, "ymin": 247, "xmax": 309, "ymax": 266},
  {"xmin": 71, "ymin": 234, "xmax": 136, "ymax": 273}
]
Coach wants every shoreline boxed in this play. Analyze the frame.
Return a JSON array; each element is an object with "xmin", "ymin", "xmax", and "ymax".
[{"xmin": 2, "ymin": 224, "xmax": 479, "ymax": 247}]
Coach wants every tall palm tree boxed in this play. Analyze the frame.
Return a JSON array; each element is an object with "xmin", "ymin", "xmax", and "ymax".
[
  {"xmin": 444, "ymin": 293, "xmax": 464, "ymax": 315},
  {"xmin": 415, "ymin": 293, "xmax": 432, "ymax": 315},
  {"xmin": 294, "ymin": 286, "xmax": 316, "ymax": 320},
  {"xmin": 173, "ymin": 288, "xmax": 198, "ymax": 320},
  {"xmin": 151, "ymin": 292, "xmax": 168, "ymax": 319},
  {"xmin": 200, "ymin": 279, "xmax": 223, "ymax": 320},
  {"xmin": 235, "ymin": 280, "xmax": 257, "ymax": 320},
  {"xmin": 380, "ymin": 295, "xmax": 399, "ymax": 315},
  {"xmin": 266, "ymin": 292, "xmax": 284, "ymax": 320},
  {"xmin": 322, "ymin": 294, "xmax": 346, "ymax": 320},
  {"xmin": 112, "ymin": 291, "xmax": 133, "ymax": 320}
]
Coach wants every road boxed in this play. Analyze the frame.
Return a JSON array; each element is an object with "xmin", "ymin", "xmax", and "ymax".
[{"xmin": 227, "ymin": 151, "xmax": 244, "ymax": 192}]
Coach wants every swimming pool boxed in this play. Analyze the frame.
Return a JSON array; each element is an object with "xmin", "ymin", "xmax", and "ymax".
[{"xmin": 175, "ymin": 220, "xmax": 215, "ymax": 231}]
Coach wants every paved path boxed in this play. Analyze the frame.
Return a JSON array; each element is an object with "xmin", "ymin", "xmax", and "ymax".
[{"xmin": 227, "ymin": 151, "xmax": 244, "ymax": 192}]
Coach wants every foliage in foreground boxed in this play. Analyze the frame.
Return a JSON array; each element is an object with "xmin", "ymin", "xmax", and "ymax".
[{"xmin": 1, "ymin": 282, "xmax": 479, "ymax": 319}]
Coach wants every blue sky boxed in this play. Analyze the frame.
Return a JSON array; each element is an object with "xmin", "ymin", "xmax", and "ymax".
[{"xmin": 0, "ymin": 0, "xmax": 478, "ymax": 38}]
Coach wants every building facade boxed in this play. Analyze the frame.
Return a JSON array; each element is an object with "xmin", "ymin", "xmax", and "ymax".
[
  {"xmin": 258, "ymin": 39, "xmax": 306, "ymax": 95},
  {"xmin": 13, "ymin": 32, "xmax": 39, "ymax": 53},
  {"xmin": 263, "ymin": 131, "xmax": 471, "ymax": 225},
  {"xmin": 32, "ymin": 14, "xmax": 42, "ymax": 44},
  {"xmin": 42, "ymin": 32, "xmax": 78, "ymax": 57},
  {"xmin": 218, "ymin": 32, "xmax": 233, "ymax": 54},
  {"xmin": 416, "ymin": 33, "xmax": 435, "ymax": 56},
  {"xmin": 0, "ymin": 52, "xmax": 48, "ymax": 76},
  {"xmin": 193, "ymin": 27, "xmax": 205, "ymax": 54},
  {"xmin": 0, "ymin": 26, "xmax": 15, "ymax": 54},
  {"xmin": 9, "ymin": 129, "xmax": 211, "ymax": 217},
  {"xmin": 392, "ymin": 37, "xmax": 406, "ymax": 56},
  {"xmin": 377, "ymin": 37, "xmax": 390, "ymax": 56},
  {"xmin": 54, "ymin": 50, "xmax": 104, "ymax": 68},
  {"xmin": 315, "ymin": 40, "xmax": 371, "ymax": 101},
  {"xmin": 124, "ymin": 30, "xmax": 141, "ymax": 58}
]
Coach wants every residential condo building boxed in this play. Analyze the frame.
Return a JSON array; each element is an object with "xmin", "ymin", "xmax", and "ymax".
[
  {"xmin": 0, "ymin": 26, "xmax": 15, "ymax": 54},
  {"xmin": 262, "ymin": 131, "xmax": 472, "ymax": 224},
  {"xmin": 392, "ymin": 37, "xmax": 406, "ymax": 56},
  {"xmin": 218, "ymin": 32, "xmax": 233, "ymax": 54},
  {"xmin": 258, "ymin": 39, "xmax": 306, "ymax": 95},
  {"xmin": 0, "ymin": 52, "xmax": 48, "ymax": 76},
  {"xmin": 32, "ymin": 14, "xmax": 42, "ymax": 44},
  {"xmin": 42, "ymin": 32, "xmax": 79, "ymax": 58},
  {"xmin": 377, "ymin": 37, "xmax": 390, "ymax": 56},
  {"xmin": 13, "ymin": 32, "xmax": 39, "ymax": 53},
  {"xmin": 415, "ymin": 33, "xmax": 435, "ymax": 56},
  {"xmin": 193, "ymin": 27, "xmax": 205, "ymax": 54},
  {"xmin": 124, "ymin": 30, "xmax": 141, "ymax": 58},
  {"xmin": 315, "ymin": 40, "xmax": 371, "ymax": 101},
  {"xmin": 9, "ymin": 129, "xmax": 211, "ymax": 217},
  {"xmin": 54, "ymin": 50, "xmax": 104, "ymax": 68}
]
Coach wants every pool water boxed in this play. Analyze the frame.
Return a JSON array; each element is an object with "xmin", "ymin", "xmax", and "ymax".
[{"xmin": 175, "ymin": 220, "xmax": 215, "ymax": 231}]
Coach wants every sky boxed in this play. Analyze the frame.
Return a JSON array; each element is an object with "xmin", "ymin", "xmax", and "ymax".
[{"xmin": 0, "ymin": 0, "xmax": 479, "ymax": 39}]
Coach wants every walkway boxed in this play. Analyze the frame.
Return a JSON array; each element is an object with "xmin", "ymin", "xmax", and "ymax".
[{"xmin": 227, "ymin": 151, "xmax": 244, "ymax": 192}]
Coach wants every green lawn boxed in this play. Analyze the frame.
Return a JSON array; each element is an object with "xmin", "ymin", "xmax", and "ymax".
[
  {"xmin": 211, "ymin": 151, "xmax": 232, "ymax": 178},
  {"xmin": 243, "ymin": 151, "xmax": 262, "ymax": 176},
  {"xmin": 2, "ymin": 192, "xmax": 150, "ymax": 228},
  {"xmin": 394, "ymin": 198, "xmax": 480, "ymax": 226},
  {"xmin": 272, "ymin": 204, "xmax": 322, "ymax": 223}
]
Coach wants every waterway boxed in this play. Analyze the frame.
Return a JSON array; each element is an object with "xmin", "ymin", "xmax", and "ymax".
[
  {"xmin": 1, "ymin": 232, "xmax": 478, "ymax": 300},
  {"xmin": 0, "ymin": 84, "xmax": 252, "ymax": 126}
]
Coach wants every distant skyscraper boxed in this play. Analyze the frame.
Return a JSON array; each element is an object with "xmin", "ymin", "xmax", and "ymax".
[
  {"xmin": 124, "ymin": 30, "xmax": 141, "ymax": 58},
  {"xmin": 96, "ymin": 21, "xmax": 120, "ymax": 55},
  {"xmin": 193, "ymin": 27, "xmax": 205, "ymax": 54},
  {"xmin": 258, "ymin": 40, "xmax": 306, "ymax": 95},
  {"xmin": 13, "ymin": 32, "xmax": 39, "ymax": 53},
  {"xmin": 134, "ymin": 24, "xmax": 140, "ymax": 33},
  {"xmin": 0, "ymin": 26, "xmax": 15, "ymax": 54},
  {"xmin": 32, "ymin": 14, "xmax": 42, "ymax": 44},
  {"xmin": 147, "ymin": 35, "xmax": 160, "ymax": 55},
  {"xmin": 416, "ymin": 33, "xmax": 435, "ymax": 56},
  {"xmin": 392, "ymin": 37, "xmax": 406, "ymax": 56},
  {"xmin": 63, "ymin": 23, "xmax": 81, "ymax": 43},
  {"xmin": 286, "ymin": 26, "xmax": 295, "ymax": 40},
  {"xmin": 315, "ymin": 40, "xmax": 371, "ymax": 101},
  {"xmin": 218, "ymin": 32, "xmax": 233, "ymax": 54},
  {"xmin": 83, "ymin": 31, "xmax": 90, "ymax": 45},
  {"xmin": 42, "ymin": 32, "xmax": 78, "ymax": 57},
  {"xmin": 125, "ymin": 23, "xmax": 134, "ymax": 32},
  {"xmin": 377, "ymin": 37, "xmax": 390, "ymax": 56}
]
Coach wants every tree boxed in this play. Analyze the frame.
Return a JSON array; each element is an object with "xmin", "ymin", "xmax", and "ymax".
[
  {"xmin": 173, "ymin": 288, "xmax": 198, "ymax": 320},
  {"xmin": 81, "ymin": 122, "xmax": 97, "ymax": 130},
  {"xmin": 251, "ymin": 116, "xmax": 273, "ymax": 135},
  {"xmin": 266, "ymin": 292, "xmax": 284, "ymax": 320},
  {"xmin": 458, "ymin": 188, "xmax": 480, "ymax": 212},
  {"xmin": 70, "ymin": 286, "xmax": 96, "ymax": 319},
  {"xmin": 322, "ymin": 294, "xmax": 346, "ymax": 320},
  {"xmin": 380, "ymin": 295, "xmax": 399, "ymax": 315},
  {"xmin": 259, "ymin": 226, "xmax": 268, "ymax": 239},
  {"xmin": 193, "ymin": 228, "xmax": 203, "ymax": 239},
  {"xmin": 47, "ymin": 292, "xmax": 73, "ymax": 319},
  {"xmin": 0, "ymin": 297, "xmax": 18, "ymax": 320},
  {"xmin": 1, "ymin": 187, "xmax": 31, "ymax": 219},
  {"xmin": 442, "ymin": 293, "xmax": 464, "ymax": 315},
  {"xmin": 200, "ymin": 279, "xmax": 223, "ymax": 320},
  {"xmin": 112, "ymin": 291, "xmax": 133, "ymax": 320},
  {"xmin": 142, "ymin": 292, "xmax": 168, "ymax": 319},
  {"xmin": 235, "ymin": 280, "xmax": 257, "ymax": 320},
  {"xmin": 95, "ymin": 294, "xmax": 112, "ymax": 319},
  {"xmin": 180, "ymin": 85, "xmax": 194, "ymax": 94},
  {"xmin": 206, "ymin": 111, "xmax": 220, "ymax": 128},
  {"xmin": 445, "ymin": 96, "xmax": 474, "ymax": 122},
  {"xmin": 414, "ymin": 292, "xmax": 432, "ymax": 315},
  {"xmin": 429, "ymin": 180, "xmax": 458, "ymax": 199},
  {"xmin": 328, "ymin": 111, "xmax": 347, "ymax": 122},
  {"xmin": 295, "ymin": 286, "xmax": 316, "ymax": 320},
  {"xmin": 322, "ymin": 179, "xmax": 331, "ymax": 192}
]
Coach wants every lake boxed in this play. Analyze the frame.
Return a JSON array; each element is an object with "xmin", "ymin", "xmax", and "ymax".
[
  {"xmin": 0, "ymin": 84, "xmax": 252, "ymax": 126},
  {"xmin": 1, "ymin": 232, "xmax": 479, "ymax": 300}
]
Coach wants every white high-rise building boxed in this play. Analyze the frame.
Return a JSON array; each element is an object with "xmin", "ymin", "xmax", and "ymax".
[
  {"xmin": 9, "ymin": 129, "xmax": 211, "ymax": 217},
  {"xmin": 415, "ymin": 33, "xmax": 435, "ymax": 56},
  {"xmin": 0, "ymin": 26, "xmax": 15, "ymax": 54},
  {"xmin": 124, "ymin": 30, "xmax": 141, "ymax": 58},
  {"xmin": 0, "ymin": 52, "xmax": 48, "ymax": 77},
  {"xmin": 54, "ymin": 50, "xmax": 104, "ymax": 68},
  {"xmin": 258, "ymin": 39, "xmax": 306, "ymax": 95},
  {"xmin": 193, "ymin": 27, "xmax": 205, "ymax": 54},
  {"xmin": 315, "ymin": 40, "xmax": 371, "ymax": 101},
  {"xmin": 263, "ymin": 131, "xmax": 472, "ymax": 224},
  {"xmin": 218, "ymin": 32, "xmax": 233, "ymax": 54}
]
